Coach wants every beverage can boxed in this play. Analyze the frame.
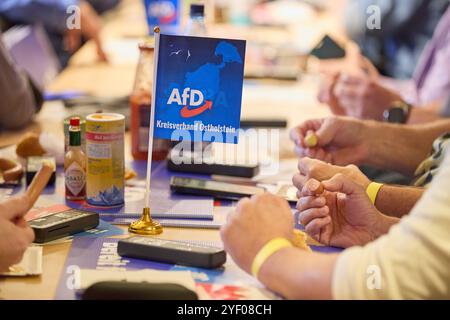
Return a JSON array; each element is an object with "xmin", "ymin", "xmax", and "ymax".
[{"xmin": 85, "ymin": 113, "xmax": 125, "ymax": 207}]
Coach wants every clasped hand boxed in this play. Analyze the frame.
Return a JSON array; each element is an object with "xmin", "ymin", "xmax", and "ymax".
[{"xmin": 296, "ymin": 174, "xmax": 386, "ymax": 248}]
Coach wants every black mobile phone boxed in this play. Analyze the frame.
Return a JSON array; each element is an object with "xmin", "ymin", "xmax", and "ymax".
[
  {"xmin": 82, "ymin": 281, "xmax": 198, "ymax": 300},
  {"xmin": 168, "ymin": 148, "xmax": 260, "ymax": 178},
  {"xmin": 29, "ymin": 209, "xmax": 99, "ymax": 243},
  {"xmin": 240, "ymin": 119, "xmax": 287, "ymax": 128},
  {"xmin": 167, "ymin": 158, "xmax": 259, "ymax": 178},
  {"xmin": 118, "ymin": 236, "xmax": 226, "ymax": 269},
  {"xmin": 170, "ymin": 176, "xmax": 265, "ymax": 200},
  {"xmin": 310, "ymin": 35, "xmax": 346, "ymax": 60}
]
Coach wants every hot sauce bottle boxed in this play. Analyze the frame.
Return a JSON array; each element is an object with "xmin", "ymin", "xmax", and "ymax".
[
  {"xmin": 130, "ymin": 42, "xmax": 170, "ymax": 161},
  {"xmin": 65, "ymin": 117, "xmax": 86, "ymax": 200}
]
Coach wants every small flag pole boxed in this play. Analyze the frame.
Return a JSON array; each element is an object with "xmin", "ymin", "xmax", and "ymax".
[{"xmin": 128, "ymin": 26, "xmax": 163, "ymax": 235}]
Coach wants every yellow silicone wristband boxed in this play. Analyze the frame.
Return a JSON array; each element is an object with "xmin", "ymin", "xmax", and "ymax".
[
  {"xmin": 251, "ymin": 238, "xmax": 293, "ymax": 279},
  {"xmin": 366, "ymin": 182, "xmax": 383, "ymax": 205}
]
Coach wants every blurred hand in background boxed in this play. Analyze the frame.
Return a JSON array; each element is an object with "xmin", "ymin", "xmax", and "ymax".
[
  {"xmin": 317, "ymin": 41, "xmax": 403, "ymax": 121},
  {"xmin": 64, "ymin": 0, "xmax": 108, "ymax": 62}
]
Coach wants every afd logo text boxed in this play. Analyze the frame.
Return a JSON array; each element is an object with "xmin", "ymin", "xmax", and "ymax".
[
  {"xmin": 167, "ymin": 87, "xmax": 228, "ymax": 118},
  {"xmin": 168, "ymin": 87, "xmax": 204, "ymax": 107}
]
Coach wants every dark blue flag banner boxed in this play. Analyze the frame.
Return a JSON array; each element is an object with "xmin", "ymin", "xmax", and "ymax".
[{"xmin": 152, "ymin": 33, "xmax": 246, "ymax": 144}]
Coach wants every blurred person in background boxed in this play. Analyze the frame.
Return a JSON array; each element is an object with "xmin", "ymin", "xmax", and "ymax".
[
  {"xmin": 0, "ymin": 31, "xmax": 42, "ymax": 130},
  {"xmin": 319, "ymin": 5, "xmax": 450, "ymax": 124},
  {"xmin": 345, "ymin": 0, "xmax": 449, "ymax": 79},
  {"xmin": 316, "ymin": 5, "xmax": 450, "ymax": 184},
  {"xmin": 0, "ymin": 0, "xmax": 121, "ymax": 68}
]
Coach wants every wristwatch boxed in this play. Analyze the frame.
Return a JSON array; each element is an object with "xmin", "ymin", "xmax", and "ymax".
[{"xmin": 383, "ymin": 101, "xmax": 411, "ymax": 124}]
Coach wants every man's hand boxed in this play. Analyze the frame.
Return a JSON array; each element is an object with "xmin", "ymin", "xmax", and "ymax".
[
  {"xmin": 317, "ymin": 41, "xmax": 380, "ymax": 116},
  {"xmin": 221, "ymin": 194, "xmax": 294, "ymax": 274},
  {"xmin": 64, "ymin": 0, "xmax": 108, "ymax": 62},
  {"xmin": 318, "ymin": 72, "xmax": 346, "ymax": 116},
  {"xmin": 333, "ymin": 74, "xmax": 403, "ymax": 121},
  {"xmin": 0, "ymin": 195, "xmax": 35, "ymax": 272},
  {"xmin": 292, "ymin": 157, "xmax": 371, "ymax": 195},
  {"xmin": 290, "ymin": 117, "xmax": 371, "ymax": 165},
  {"xmin": 317, "ymin": 42, "xmax": 402, "ymax": 122},
  {"xmin": 297, "ymin": 175, "xmax": 395, "ymax": 248},
  {"xmin": 317, "ymin": 41, "xmax": 380, "ymax": 78}
]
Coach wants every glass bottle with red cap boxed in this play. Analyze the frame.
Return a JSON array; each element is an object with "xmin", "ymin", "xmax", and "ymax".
[{"xmin": 65, "ymin": 117, "xmax": 86, "ymax": 201}]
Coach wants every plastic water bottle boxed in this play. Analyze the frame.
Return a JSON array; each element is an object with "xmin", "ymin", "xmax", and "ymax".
[
  {"xmin": 185, "ymin": 3, "xmax": 207, "ymax": 36},
  {"xmin": 184, "ymin": 3, "xmax": 209, "ymax": 154}
]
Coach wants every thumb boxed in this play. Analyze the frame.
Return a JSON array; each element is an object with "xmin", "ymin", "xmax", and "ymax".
[
  {"xmin": 345, "ymin": 42, "xmax": 361, "ymax": 60},
  {"xmin": 318, "ymin": 72, "xmax": 339, "ymax": 103},
  {"xmin": 361, "ymin": 56, "xmax": 379, "ymax": 79},
  {"xmin": 322, "ymin": 173, "xmax": 363, "ymax": 196},
  {"xmin": 315, "ymin": 118, "xmax": 340, "ymax": 147},
  {"xmin": 345, "ymin": 42, "xmax": 365, "ymax": 76},
  {"xmin": 302, "ymin": 178, "xmax": 324, "ymax": 196},
  {"xmin": 0, "ymin": 195, "xmax": 31, "ymax": 221}
]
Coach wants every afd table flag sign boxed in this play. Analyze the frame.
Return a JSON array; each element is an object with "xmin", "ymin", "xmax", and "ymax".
[{"xmin": 152, "ymin": 33, "xmax": 246, "ymax": 144}]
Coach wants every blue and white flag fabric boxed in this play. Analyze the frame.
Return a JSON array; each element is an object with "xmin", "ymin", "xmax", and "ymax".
[{"xmin": 152, "ymin": 33, "xmax": 246, "ymax": 144}]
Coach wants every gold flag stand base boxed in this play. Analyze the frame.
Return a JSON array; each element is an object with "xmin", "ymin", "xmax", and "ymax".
[{"xmin": 128, "ymin": 207, "xmax": 163, "ymax": 235}]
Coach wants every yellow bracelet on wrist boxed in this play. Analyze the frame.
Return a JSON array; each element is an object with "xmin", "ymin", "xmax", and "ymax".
[
  {"xmin": 251, "ymin": 238, "xmax": 293, "ymax": 279},
  {"xmin": 366, "ymin": 182, "xmax": 383, "ymax": 205}
]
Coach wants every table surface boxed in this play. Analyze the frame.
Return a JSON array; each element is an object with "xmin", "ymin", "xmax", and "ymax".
[{"xmin": 0, "ymin": 0, "xmax": 337, "ymax": 299}]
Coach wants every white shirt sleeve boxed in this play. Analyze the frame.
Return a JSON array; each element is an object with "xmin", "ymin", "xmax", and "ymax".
[{"xmin": 332, "ymin": 147, "xmax": 450, "ymax": 299}]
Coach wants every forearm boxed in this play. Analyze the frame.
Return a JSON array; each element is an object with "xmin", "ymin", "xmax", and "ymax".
[
  {"xmin": 376, "ymin": 185, "xmax": 424, "ymax": 218},
  {"xmin": 364, "ymin": 120, "xmax": 450, "ymax": 175},
  {"xmin": 407, "ymin": 102, "xmax": 444, "ymax": 124},
  {"xmin": 258, "ymin": 248, "xmax": 338, "ymax": 300}
]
